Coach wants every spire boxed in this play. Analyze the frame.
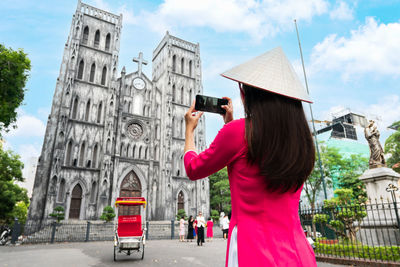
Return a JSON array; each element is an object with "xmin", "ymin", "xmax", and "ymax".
[{"xmin": 121, "ymin": 66, "xmax": 126, "ymax": 75}]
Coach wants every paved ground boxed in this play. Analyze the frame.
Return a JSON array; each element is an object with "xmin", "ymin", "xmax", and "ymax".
[{"xmin": 0, "ymin": 239, "xmax": 349, "ymax": 267}]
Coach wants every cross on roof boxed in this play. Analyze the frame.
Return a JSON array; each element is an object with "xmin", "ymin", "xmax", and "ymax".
[{"xmin": 133, "ymin": 52, "xmax": 148, "ymax": 76}]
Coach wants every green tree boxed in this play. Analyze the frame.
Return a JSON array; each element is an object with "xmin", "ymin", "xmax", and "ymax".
[
  {"xmin": 100, "ymin": 206, "xmax": 116, "ymax": 222},
  {"xmin": 210, "ymin": 210, "xmax": 220, "ymax": 223},
  {"xmin": 209, "ymin": 168, "xmax": 231, "ymax": 213},
  {"xmin": 0, "ymin": 44, "xmax": 31, "ymax": 135},
  {"xmin": 314, "ymin": 188, "xmax": 367, "ymax": 241},
  {"xmin": 337, "ymin": 154, "xmax": 368, "ymax": 202},
  {"xmin": 11, "ymin": 201, "xmax": 29, "ymax": 225},
  {"xmin": 0, "ymin": 144, "xmax": 29, "ymax": 224},
  {"xmin": 49, "ymin": 206, "xmax": 65, "ymax": 223},
  {"xmin": 175, "ymin": 209, "xmax": 187, "ymax": 221},
  {"xmin": 385, "ymin": 121, "xmax": 400, "ymax": 173}
]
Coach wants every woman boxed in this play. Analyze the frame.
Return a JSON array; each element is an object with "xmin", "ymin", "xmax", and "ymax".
[
  {"xmin": 179, "ymin": 216, "xmax": 185, "ymax": 242},
  {"xmin": 187, "ymin": 215, "xmax": 194, "ymax": 242},
  {"xmin": 184, "ymin": 47, "xmax": 317, "ymax": 266},
  {"xmin": 206, "ymin": 217, "xmax": 214, "ymax": 242}
]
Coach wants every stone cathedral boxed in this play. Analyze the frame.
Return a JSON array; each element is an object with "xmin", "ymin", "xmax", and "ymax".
[{"xmin": 27, "ymin": 1, "xmax": 209, "ymax": 224}]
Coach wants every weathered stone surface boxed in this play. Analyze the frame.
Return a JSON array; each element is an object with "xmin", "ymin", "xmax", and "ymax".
[{"xmin": 27, "ymin": 1, "xmax": 209, "ymax": 226}]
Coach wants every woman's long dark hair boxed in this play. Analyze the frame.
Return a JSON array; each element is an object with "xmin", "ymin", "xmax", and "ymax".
[{"xmin": 242, "ymin": 84, "xmax": 315, "ymax": 193}]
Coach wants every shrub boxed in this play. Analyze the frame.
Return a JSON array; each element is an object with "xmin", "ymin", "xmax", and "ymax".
[
  {"xmin": 211, "ymin": 210, "xmax": 219, "ymax": 223},
  {"xmin": 176, "ymin": 209, "xmax": 187, "ymax": 221},
  {"xmin": 100, "ymin": 206, "xmax": 116, "ymax": 222},
  {"xmin": 49, "ymin": 206, "xmax": 65, "ymax": 223}
]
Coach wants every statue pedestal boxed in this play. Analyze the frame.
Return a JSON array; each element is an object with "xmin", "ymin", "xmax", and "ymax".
[
  {"xmin": 359, "ymin": 167, "xmax": 400, "ymax": 200},
  {"xmin": 358, "ymin": 167, "xmax": 400, "ymax": 246}
]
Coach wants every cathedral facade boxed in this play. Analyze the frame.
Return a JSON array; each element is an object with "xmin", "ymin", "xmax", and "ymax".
[{"xmin": 27, "ymin": 1, "xmax": 209, "ymax": 224}]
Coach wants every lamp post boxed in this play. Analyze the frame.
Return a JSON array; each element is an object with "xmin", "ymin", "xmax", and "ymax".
[{"xmin": 294, "ymin": 19, "xmax": 327, "ymax": 200}]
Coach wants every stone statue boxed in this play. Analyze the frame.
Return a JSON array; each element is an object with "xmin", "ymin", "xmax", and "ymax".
[{"xmin": 364, "ymin": 120, "xmax": 386, "ymax": 168}]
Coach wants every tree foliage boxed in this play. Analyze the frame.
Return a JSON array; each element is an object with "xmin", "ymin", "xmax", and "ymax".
[
  {"xmin": 100, "ymin": 206, "xmax": 116, "ymax": 222},
  {"xmin": 0, "ymin": 44, "xmax": 31, "ymax": 135},
  {"xmin": 49, "ymin": 206, "xmax": 65, "ymax": 223},
  {"xmin": 385, "ymin": 121, "xmax": 400, "ymax": 173},
  {"xmin": 209, "ymin": 168, "xmax": 231, "ymax": 213},
  {"xmin": 0, "ymin": 144, "xmax": 28, "ymax": 224},
  {"xmin": 314, "ymin": 189, "xmax": 367, "ymax": 241},
  {"xmin": 12, "ymin": 201, "xmax": 29, "ymax": 225},
  {"xmin": 175, "ymin": 209, "xmax": 187, "ymax": 221},
  {"xmin": 304, "ymin": 143, "xmax": 368, "ymax": 208}
]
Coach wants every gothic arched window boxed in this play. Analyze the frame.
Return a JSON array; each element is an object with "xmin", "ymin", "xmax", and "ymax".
[
  {"xmin": 94, "ymin": 30, "xmax": 100, "ymax": 48},
  {"xmin": 90, "ymin": 181, "xmax": 97, "ymax": 203},
  {"xmin": 101, "ymin": 66, "xmax": 107, "ymax": 85},
  {"xmin": 132, "ymin": 145, "xmax": 136, "ymax": 158},
  {"xmin": 172, "ymin": 55, "xmax": 176, "ymax": 72},
  {"xmin": 172, "ymin": 84, "xmax": 176, "ymax": 102},
  {"xmin": 65, "ymin": 140, "xmax": 73, "ymax": 165},
  {"xmin": 82, "ymin": 26, "xmax": 89, "ymax": 45},
  {"xmin": 120, "ymin": 142, "xmax": 124, "ymax": 156},
  {"xmin": 85, "ymin": 100, "xmax": 90, "ymax": 121},
  {"xmin": 71, "ymin": 97, "xmax": 79, "ymax": 119},
  {"xmin": 154, "ymin": 145, "xmax": 158, "ymax": 161},
  {"xmin": 139, "ymin": 146, "xmax": 142, "ymax": 159},
  {"xmin": 89, "ymin": 63, "xmax": 96, "ymax": 83},
  {"xmin": 105, "ymin": 33, "xmax": 111, "ymax": 51},
  {"xmin": 92, "ymin": 144, "xmax": 98, "ymax": 168},
  {"xmin": 172, "ymin": 117, "xmax": 175, "ymax": 137},
  {"xmin": 181, "ymin": 86, "xmax": 184, "ymax": 104},
  {"xmin": 106, "ymin": 138, "xmax": 111, "ymax": 154},
  {"xmin": 189, "ymin": 60, "xmax": 193, "ymax": 77},
  {"xmin": 181, "ymin": 58, "xmax": 184, "ymax": 74},
  {"xmin": 50, "ymin": 176, "xmax": 57, "ymax": 195},
  {"xmin": 97, "ymin": 101, "xmax": 102, "ymax": 123},
  {"xmin": 189, "ymin": 89, "xmax": 192, "ymax": 104},
  {"xmin": 178, "ymin": 191, "xmax": 184, "ymax": 211},
  {"xmin": 126, "ymin": 144, "xmax": 130, "ymax": 157},
  {"xmin": 144, "ymin": 147, "xmax": 148, "ymax": 159},
  {"xmin": 79, "ymin": 141, "xmax": 86, "ymax": 167},
  {"xmin": 57, "ymin": 179, "xmax": 65, "ymax": 202},
  {"xmin": 77, "ymin": 59, "xmax": 84, "ymax": 79}
]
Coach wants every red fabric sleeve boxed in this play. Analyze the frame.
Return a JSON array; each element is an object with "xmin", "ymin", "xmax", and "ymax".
[{"xmin": 184, "ymin": 119, "xmax": 245, "ymax": 180}]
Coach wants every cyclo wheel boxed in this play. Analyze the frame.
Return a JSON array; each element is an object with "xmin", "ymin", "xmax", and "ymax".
[
  {"xmin": 141, "ymin": 242, "xmax": 145, "ymax": 260},
  {"xmin": 114, "ymin": 245, "xmax": 117, "ymax": 261}
]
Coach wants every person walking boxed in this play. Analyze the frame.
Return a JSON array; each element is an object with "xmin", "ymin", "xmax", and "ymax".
[
  {"xmin": 187, "ymin": 215, "xmax": 194, "ymax": 242},
  {"xmin": 196, "ymin": 211, "xmax": 205, "ymax": 246},
  {"xmin": 206, "ymin": 217, "xmax": 214, "ymax": 242},
  {"xmin": 221, "ymin": 214, "xmax": 229, "ymax": 240},
  {"xmin": 184, "ymin": 47, "xmax": 317, "ymax": 266},
  {"xmin": 179, "ymin": 216, "xmax": 186, "ymax": 242}
]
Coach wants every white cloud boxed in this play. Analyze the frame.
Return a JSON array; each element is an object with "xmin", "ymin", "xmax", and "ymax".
[
  {"xmin": 141, "ymin": 0, "xmax": 329, "ymax": 41},
  {"xmin": 5, "ymin": 114, "xmax": 46, "ymax": 138},
  {"xmin": 310, "ymin": 17, "xmax": 400, "ymax": 79},
  {"xmin": 329, "ymin": 1, "xmax": 354, "ymax": 21}
]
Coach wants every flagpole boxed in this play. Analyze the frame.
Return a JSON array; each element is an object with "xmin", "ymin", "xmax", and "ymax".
[{"xmin": 294, "ymin": 19, "xmax": 328, "ymax": 200}]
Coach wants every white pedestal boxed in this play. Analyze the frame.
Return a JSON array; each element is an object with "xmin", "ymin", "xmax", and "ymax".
[{"xmin": 358, "ymin": 167, "xmax": 400, "ymax": 200}]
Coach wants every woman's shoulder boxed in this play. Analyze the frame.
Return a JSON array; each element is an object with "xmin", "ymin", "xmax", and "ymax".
[{"xmin": 219, "ymin": 118, "xmax": 245, "ymax": 137}]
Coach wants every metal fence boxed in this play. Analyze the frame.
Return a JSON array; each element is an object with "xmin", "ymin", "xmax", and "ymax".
[
  {"xmin": 9, "ymin": 220, "xmax": 223, "ymax": 244},
  {"xmin": 300, "ymin": 198, "xmax": 400, "ymax": 264}
]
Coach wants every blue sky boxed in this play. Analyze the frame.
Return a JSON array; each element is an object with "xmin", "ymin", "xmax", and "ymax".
[{"xmin": 1, "ymin": 0, "xmax": 400, "ymax": 177}]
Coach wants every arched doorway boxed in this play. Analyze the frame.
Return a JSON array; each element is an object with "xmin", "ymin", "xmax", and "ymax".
[
  {"xmin": 177, "ymin": 191, "xmax": 184, "ymax": 211},
  {"xmin": 69, "ymin": 184, "xmax": 82, "ymax": 219},
  {"xmin": 119, "ymin": 171, "xmax": 142, "ymax": 215}
]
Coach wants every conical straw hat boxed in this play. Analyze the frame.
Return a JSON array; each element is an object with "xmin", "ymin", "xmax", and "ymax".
[{"xmin": 221, "ymin": 46, "xmax": 312, "ymax": 103}]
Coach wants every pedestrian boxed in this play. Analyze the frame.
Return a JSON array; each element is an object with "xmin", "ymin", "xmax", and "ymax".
[
  {"xmin": 187, "ymin": 215, "xmax": 194, "ymax": 242},
  {"xmin": 221, "ymin": 214, "xmax": 229, "ymax": 240},
  {"xmin": 184, "ymin": 47, "xmax": 317, "ymax": 266},
  {"xmin": 179, "ymin": 216, "xmax": 185, "ymax": 242},
  {"xmin": 196, "ymin": 211, "xmax": 205, "ymax": 246},
  {"xmin": 206, "ymin": 217, "xmax": 214, "ymax": 242}
]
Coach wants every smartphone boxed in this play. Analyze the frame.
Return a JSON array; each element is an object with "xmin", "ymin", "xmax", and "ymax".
[{"xmin": 195, "ymin": 94, "xmax": 229, "ymax": 114}]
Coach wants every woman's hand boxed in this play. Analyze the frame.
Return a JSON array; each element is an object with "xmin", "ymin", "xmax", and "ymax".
[
  {"xmin": 221, "ymin": 96, "xmax": 233, "ymax": 124},
  {"xmin": 185, "ymin": 101, "xmax": 203, "ymax": 133}
]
